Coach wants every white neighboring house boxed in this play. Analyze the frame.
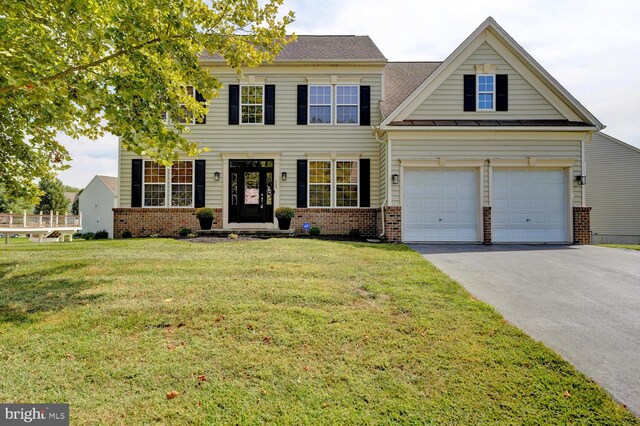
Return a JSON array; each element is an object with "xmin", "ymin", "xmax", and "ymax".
[
  {"xmin": 586, "ymin": 132, "xmax": 640, "ymax": 244},
  {"xmin": 79, "ymin": 175, "xmax": 118, "ymax": 238}
]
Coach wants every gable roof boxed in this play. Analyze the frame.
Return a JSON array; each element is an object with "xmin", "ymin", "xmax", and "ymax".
[
  {"xmin": 63, "ymin": 192, "xmax": 78, "ymax": 206},
  {"xmin": 200, "ymin": 35, "xmax": 387, "ymax": 64},
  {"xmin": 380, "ymin": 17, "xmax": 603, "ymax": 130},
  {"xmin": 381, "ymin": 62, "xmax": 441, "ymax": 117},
  {"xmin": 96, "ymin": 176, "xmax": 118, "ymax": 195}
]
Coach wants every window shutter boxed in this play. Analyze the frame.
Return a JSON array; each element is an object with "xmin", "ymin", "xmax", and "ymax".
[
  {"xmin": 228, "ymin": 84, "xmax": 239, "ymax": 125},
  {"xmin": 194, "ymin": 160, "xmax": 206, "ymax": 208},
  {"xmin": 496, "ymin": 74, "xmax": 508, "ymax": 111},
  {"xmin": 297, "ymin": 85, "xmax": 308, "ymax": 125},
  {"xmin": 195, "ymin": 90, "xmax": 206, "ymax": 124},
  {"xmin": 297, "ymin": 159, "xmax": 307, "ymax": 208},
  {"xmin": 359, "ymin": 159, "xmax": 370, "ymax": 207},
  {"xmin": 265, "ymin": 85, "xmax": 276, "ymax": 125},
  {"xmin": 463, "ymin": 75, "xmax": 476, "ymax": 112},
  {"xmin": 131, "ymin": 159, "xmax": 142, "ymax": 208},
  {"xmin": 359, "ymin": 86, "xmax": 371, "ymax": 126}
]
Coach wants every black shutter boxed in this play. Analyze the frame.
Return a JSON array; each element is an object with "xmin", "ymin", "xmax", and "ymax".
[
  {"xmin": 297, "ymin": 159, "xmax": 307, "ymax": 208},
  {"xmin": 496, "ymin": 74, "xmax": 508, "ymax": 111},
  {"xmin": 359, "ymin": 159, "xmax": 370, "ymax": 207},
  {"xmin": 297, "ymin": 85, "xmax": 308, "ymax": 125},
  {"xmin": 463, "ymin": 75, "xmax": 476, "ymax": 112},
  {"xmin": 265, "ymin": 84, "xmax": 275, "ymax": 125},
  {"xmin": 194, "ymin": 160, "xmax": 206, "ymax": 208},
  {"xmin": 228, "ymin": 84, "xmax": 239, "ymax": 125},
  {"xmin": 195, "ymin": 90, "xmax": 206, "ymax": 124},
  {"xmin": 359, "ymin": 86, "xmax": 371, "ymax": 126},
  {"xmin": 131, "ymin": 159, "xmax": 142, "ymax": 208}
]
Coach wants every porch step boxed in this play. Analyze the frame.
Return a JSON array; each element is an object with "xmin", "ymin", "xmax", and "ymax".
[{"xmin": 195, "ymin": 229, "xmax": 295, "ymax": 238}]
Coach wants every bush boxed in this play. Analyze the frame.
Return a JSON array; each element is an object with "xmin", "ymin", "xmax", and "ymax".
[
  {"xmin": 121, "ymin": 230, "xmax": 133, "ymax": 239},
  {"xmin": 228, "ymin": 233, "xmax": 239, "ymax": 239},
  {"xmin": 275, "ymin": 206, "xmax": 295, "ymax": 219},
  {"xmin": 94, "ymin": 230, "xmax": 109, "ymax": 239},
  {"xmin": 81, "ymin": 232, "xmax": 94, "ymax": 240},
  {"xmin": 195, "ymin": 207, "xmax": 214, "ymax": 220},
  {"xmin": 309, "ymin": 226, "xmax": 320, "ymax": 237},
  {"xmin": 179, "ymin": 228, "xmax": 192, "ymax": 237},
  {"xmin": 348, "ymin": 229, "xmax": 361, "ymax": 239}
]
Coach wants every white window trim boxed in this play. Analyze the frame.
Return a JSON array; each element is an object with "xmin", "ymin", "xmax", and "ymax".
[
  {"xmin": 142, "ymin": 160, "xmax": 195, "ymax": 208},
  {"xmin": 308, "ymin": 85, "xmax": 333, "ymax": 125},
  {"xmin": 476, "ymin": 74, "xmax": 495, "ymax": 112},
  {"xmin": 307, "ymin": 159, "xmax": 360, "ymax": 208},
  {"xmin": 240, "ymin": 84, "xmax": 265, "ymax": 125},
  {"xmin": 335, "ymin": 85, "xmax": 360, "ymax": 125}
]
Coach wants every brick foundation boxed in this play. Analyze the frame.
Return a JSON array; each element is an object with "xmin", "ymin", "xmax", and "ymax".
[
  {"xmin": 293, "ymin": 208, "xmax": 380, "ymax": 238},
  {"xmin": 113, "ymin": 208, "xmax": 223, "ymax": 238},
  {"xmin": 573, "ymin": 206, "xmax": 591, "ymax": 245},
  {"xmin": 382, "ymin": 206, "xmax": 402, "ymax": 243},
  {"xmin": 483, "ymin": 207, "xmax": 492, "ymax": 244}
]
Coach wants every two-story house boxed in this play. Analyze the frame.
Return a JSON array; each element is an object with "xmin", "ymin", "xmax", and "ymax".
[{"xmin": 114, "ymin": 17, "xmax": 602, "ymax": 244}]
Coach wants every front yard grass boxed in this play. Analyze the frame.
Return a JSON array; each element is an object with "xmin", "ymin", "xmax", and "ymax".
[
  {"xmin": 0, "ymin": 238, "xmax": 636, "ymax": 424},
  {"xmin": 600, "ymin": 244, "xmax": 640, "ymax": 251}
]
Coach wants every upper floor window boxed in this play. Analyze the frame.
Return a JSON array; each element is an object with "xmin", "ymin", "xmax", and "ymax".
[
  {"xmin": 477, "ymin": 74, "xmax": 495, "ymax": 111},
  {"xmin": 177, "ymin": 86, "xmax": 196, "ymax": 124},
  {"xmin": 309, "ymin": 85, "xmax": 332, "ymax": 124},
  {"xmin": 335, "ymin": 85, "xmax": 359, "ymax": 124},
  {"xmin": 143, "ymin": 160, "xmax": 194, "ymax": 207},
  {"xmin": 241, "ymin": 85, "xmax": 264, "ymax": 124}
]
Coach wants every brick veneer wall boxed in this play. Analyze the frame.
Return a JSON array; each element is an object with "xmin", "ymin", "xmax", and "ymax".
[
  {"xmin": 293, "ymin": 208, "xmax": 380, "ymax": 238},
  {"xmin": 382, "ymin": 206, "xmax": 402, "ymax": 243},
  {"xmin": 573, "ymin": 206, "xmax": 591, "ymax": 245},
  {"xmin": 113, "ymin": 208, "xmax": 223, "ymax": 238},
  {"xmin": 483, "ymin": 207, "xmax": 492, "ymax": 244}
]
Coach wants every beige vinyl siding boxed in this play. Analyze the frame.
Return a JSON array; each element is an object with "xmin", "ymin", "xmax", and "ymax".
[
  {"xmin": 119, "ymin": 65, "xmax": 383, "ymax": 209},
  {"xmin": 388, "ymin": 133, "xmax": 583, "ymax": 207},
  {"xmin": 407, "ymin": 42, "xmax": 565, "ymax": 120},
  {"xmin": 586, "ymin": 133, "xmax": 640, "ymax": 242}
]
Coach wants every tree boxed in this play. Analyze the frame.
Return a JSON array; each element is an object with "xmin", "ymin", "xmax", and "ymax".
[
  {"xmin": 71, "ymin": 189, "xmax": 82, "ymax": 215},
  {"xmin": 34, "ymin": 177, "xmax": 70, "ymax": 214},
  {"xmin": 0, "ymin": 0, "xmax": 294, "ymax": 200},
  {"xmin": 0, "ymin": 184, "xmax": 34, "ymax": 213}
]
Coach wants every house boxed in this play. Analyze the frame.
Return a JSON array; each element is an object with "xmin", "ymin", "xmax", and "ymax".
[
  {"xmin": 114, "ymin": 17, "xmax": 602, "ymax": 244},
  {"xmin": 63, "ymin": 192, "xmax": 78, "ymax": 211},
  {"xmin": 585, "ymin": 132, "xmax": 640, "ymax": 244},
  {"xmin": 79, "ymin": 175, "xmax": 118, "ymax": 238}
]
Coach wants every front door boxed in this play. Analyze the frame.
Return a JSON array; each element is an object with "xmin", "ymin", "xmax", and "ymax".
[{"xmin": 229, "ymin": 160, "xmax": 274, "ymax": 223}]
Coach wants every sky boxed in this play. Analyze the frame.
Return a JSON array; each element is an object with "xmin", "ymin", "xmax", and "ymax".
[{"xmin": 58, "ymin": 0, "xmax": 640, "ymax": 187}]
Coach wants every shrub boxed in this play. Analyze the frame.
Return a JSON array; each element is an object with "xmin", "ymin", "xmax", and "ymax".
[
  {"xmin": 121, "ymin": 230, "xmax": 133, "ymax": 239},
  {"xmin": 195, "ymin": 207, "xmax": 214, "ymax": 220},
  {"xmin": 348, "ymin": 229, "xmax": 361, "ymax": 239},
  {"xmin": 94, "ymin": 230, "xmax": 109, "ymax": 239},
  {"xmin": 274, "ymin": 206, "xmax": 295, "ymax": 219},
  {"xmin": 309, "ymin": 226, "xmax": 320, "ymax": 237},
  {"xmin": 228, "ymin": 233, "xmax": 239, "ymax": 239},
  {"xmin": 179, "ymin": 228, "xmax": 192, "ymax": 237},
  {"xmin": 81, "ymin": 232, "xmax": 94, "ymax": 240}
]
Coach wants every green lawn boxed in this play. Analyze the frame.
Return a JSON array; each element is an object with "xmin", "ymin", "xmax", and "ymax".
[
  {"xmin": 600, "ymin": 244, "xmax": 640, "ymax": 251},
  {"xmin": 0, "ymin": 239, "xmax": 636, "ymax": 424}
]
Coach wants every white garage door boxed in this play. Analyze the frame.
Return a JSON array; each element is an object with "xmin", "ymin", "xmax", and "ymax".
[
  {"xmin": 493, "ymin": 170, "xmax": 567, "ymax": 243},
  {"xmin": 403, "ymin": 170, "xmax": 478, "ymax": 242}
]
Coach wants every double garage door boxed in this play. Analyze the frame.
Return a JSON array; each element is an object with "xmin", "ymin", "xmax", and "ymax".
[{"xmin": 403, "ymin": 169, "xmax": 567, "ymax": 243}]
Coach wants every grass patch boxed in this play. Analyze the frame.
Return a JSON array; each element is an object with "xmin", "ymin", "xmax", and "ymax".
[
  {"xmin": 0, "ymin": 239, "xmax": 636, "ymax": 424},
  {"xmin": 600, "ymin": 244, "xmax": 640, "ymax": 251}
]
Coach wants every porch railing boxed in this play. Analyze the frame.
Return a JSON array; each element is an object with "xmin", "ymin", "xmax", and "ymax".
[{"xmin": 0, "ymin": 211, "xmax": 82, "ymax": 229}]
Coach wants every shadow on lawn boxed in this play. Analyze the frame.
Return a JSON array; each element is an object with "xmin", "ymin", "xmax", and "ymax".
[{"xmin": 0, "ymin": 262, "xmax": 104, "ymax": 324}]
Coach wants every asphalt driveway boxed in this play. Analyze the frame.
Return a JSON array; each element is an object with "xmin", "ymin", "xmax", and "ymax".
[{"xmin": 411, "ymin": 244, "xmax": 640, "ymax": 416}]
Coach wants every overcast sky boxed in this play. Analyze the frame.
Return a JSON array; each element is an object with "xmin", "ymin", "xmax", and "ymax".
[{"xmin": 58, "ymin": 0, "xmax": 640, "ymax": 187}]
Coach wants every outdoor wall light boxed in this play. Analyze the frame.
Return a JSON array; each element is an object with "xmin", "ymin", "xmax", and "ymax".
[
  {"xmin": 281, "ymin": 171, "xmax": 287, "ymax": 181},
  {"xmin": 214, "ymin": 171, "xmax": 221, "ymax": 181},
  {"xmin": 392, "ymin": 174, "xmax": 399, "ymax": 184},
  {"xmin": 576, "ymin": 175, "xmax": 587, "ymax": 185}
]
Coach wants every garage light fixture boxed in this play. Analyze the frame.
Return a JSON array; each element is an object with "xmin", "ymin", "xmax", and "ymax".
[
  {"xmin": 392, "ymin": 174, "xmax": 399, "ymax": 184},
  {"xmin": 281, "ymin": 171, "xmax": 287, "ymax": 181},
  {"xmin": 576, "ymin": 175, "xmax": 587, "ymax": 185},
  {"xmin": 214, "ymin": 171, "xmax": 221, "ymax": 181}
]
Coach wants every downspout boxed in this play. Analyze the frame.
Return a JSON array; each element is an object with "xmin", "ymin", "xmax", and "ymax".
[
  {"xmin": 374, "ymin": 128, "xmax": 389, "ymax": 238},
  {"xmin": 582, "ymin": 132, "xmax": 592, "ymax": 206}
]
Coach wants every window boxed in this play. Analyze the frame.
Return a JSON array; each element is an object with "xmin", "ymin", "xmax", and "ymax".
[
  {"xmin": 143, "ymin": 160, "xmax": 194, "ymax": 207},
  {"xmin": 241, "ymin": 85, "xmax": 263, "ymax": 124},
  {"xmin": 335, "ymin": 85, "xmax": 359, "ymax": 124},
  {"xmin": 308, "ymin": 160, "xmax": 359, "ymax": 207},
  {"xmin": 477, "ymin": 74, "xmax": 495, "ymax": 111},
  {"xmin": 309, "ymin": 85, "xmax": 332, "ymax": 124},
  {"xmin": 177, "ymin": 86, "xmax": 195, "ymax": 124}
]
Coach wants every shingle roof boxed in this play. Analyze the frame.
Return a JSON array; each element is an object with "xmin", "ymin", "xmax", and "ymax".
[
  {"xmin": 389, "ymin": 119, "xmax": 593, "ymax": 127},
  {"xmin": 200, "ymin": 35, "xmax": 387, "ymax": 63},
  {"xmin": 96, "ymin": 176, "xmax": 118, "ymax": 194},
  {"xmin": 380, "ymin": 62, "xmax": 441, "ymax": 117}
]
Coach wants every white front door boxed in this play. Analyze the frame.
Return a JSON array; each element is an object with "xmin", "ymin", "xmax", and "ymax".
[
  {"xmin": 492, "ymin": 170, "xmax": 567, "ymax": 243},
  {"xmin": 403, "ymin": 169, "xmax": 478, "ymax": 242}
]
